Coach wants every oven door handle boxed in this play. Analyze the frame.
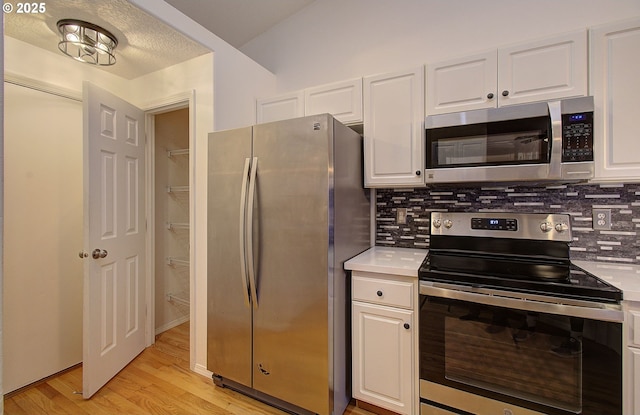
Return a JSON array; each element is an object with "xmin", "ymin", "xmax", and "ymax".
[{"xmin": 420, "ymin": 281, "xmax": 624, "ymax": 323}]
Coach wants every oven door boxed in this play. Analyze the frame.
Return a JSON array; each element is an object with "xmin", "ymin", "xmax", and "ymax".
[{"xmin": 419, "ymin": 282, "xmax": 623, "ymax": 415}]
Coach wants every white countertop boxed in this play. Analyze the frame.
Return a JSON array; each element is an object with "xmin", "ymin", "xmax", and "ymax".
[
  {"xmin": 573, "ymin": 260, "xmax": 640, "ymax": 303},
  {"xmin": 344, "ymin": 246, "xmax": 428, "ymax": 277}
]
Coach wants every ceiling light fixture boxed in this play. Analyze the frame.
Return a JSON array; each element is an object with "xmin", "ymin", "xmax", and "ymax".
[{"xmin": 57, "ymin": 19, "xmax": 118, "ymax": 66}]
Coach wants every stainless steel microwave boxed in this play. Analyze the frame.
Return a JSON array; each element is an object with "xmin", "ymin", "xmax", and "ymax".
[{"xmin": 424, "ymin": 96, "xmax": 594, "ymax": 184}]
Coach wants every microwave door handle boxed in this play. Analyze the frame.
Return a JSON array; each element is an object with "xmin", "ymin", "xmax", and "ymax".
[
  {"xmin": 238, "ymin": 158, "xmax": 252, "ymax": 308},
  {"xmin": 547, "ymin": 100, "xmax": 563, "ymax": 179},
  {"xmin": 246, "ymin": 157, "xmax": 259, "ymax": 309}
]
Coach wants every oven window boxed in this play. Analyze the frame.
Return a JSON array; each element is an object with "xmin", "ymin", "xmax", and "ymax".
[
  {"xmin": 426, "ymin": 116, "xmax": 550, "ymax": 168},
  {"xmin": 420, "ymin": 295, "xmax": 622, "ymax": 415}
]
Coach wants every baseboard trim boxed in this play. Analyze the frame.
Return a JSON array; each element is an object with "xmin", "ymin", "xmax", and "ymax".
[
  {"xmin": 3, "ymin": 363, "xmax": 82, "ymax": 398},
  {"xmin": 155, "ymin": 315, "xmax": 189, "ymax": 335}
]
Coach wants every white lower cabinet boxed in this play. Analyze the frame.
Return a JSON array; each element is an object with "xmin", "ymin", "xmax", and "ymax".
[
  {"xmin": 625, "ymin": 304, "xmax": 640, "ymax": 415},
  {"xmin": 352, "ymin": 272, "xmax": 417, "ymax": 415},
  {"xmin": 627, "ymin": 348, "xmax": 640, "ymax": 415}
]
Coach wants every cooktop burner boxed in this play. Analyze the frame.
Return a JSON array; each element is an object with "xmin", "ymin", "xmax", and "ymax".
[
  {"xmin": 419, "ymin": 212, "xmax": 623, "ymax": 303},
  {"xmin": 419, "ymin": 258, "xmax": 623, "ymax": 303}
]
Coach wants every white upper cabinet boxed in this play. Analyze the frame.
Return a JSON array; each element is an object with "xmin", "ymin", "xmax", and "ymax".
[
  {"xmin": 426, "ymin": 30, "xmax": 588, "ymax": 115},
  {"xmin": 498, "ymin": 30, "xmax": 587, "ymax": 106},
  {"xmin": 304, "ymin": 78, "xmax": 363, "ymax": 124},
  {"xmin": 364, "ymin": 67, "xmax": 425, "ymax": 188},
  {"xmin": 426, "ymin": 50, "xmax": 498, "ymax": 114},
  {"xmin": 257, "ymin": 78, "xmax": 363, "ymax": 125},
  {"xmin": 256, "ymin": 91, "xmax": 304, "ymax": 124},
  {"xmin": 590, "ymin": 18, "xmax": 640, "ymax": 182}
]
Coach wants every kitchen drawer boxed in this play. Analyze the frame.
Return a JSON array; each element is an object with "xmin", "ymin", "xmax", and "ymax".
[{"xmin": 352, "ymin": 274, "xmax": 414, "ymax": 309}]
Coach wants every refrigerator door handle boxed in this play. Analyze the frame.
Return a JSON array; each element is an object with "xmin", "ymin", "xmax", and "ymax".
[
  {"xmin": 238, "ymin": 157, "xmax": 252, "ymax": 307},
  {"xmin": 246, "ymin": 156, "xmax": 259, "ymax": 308}
]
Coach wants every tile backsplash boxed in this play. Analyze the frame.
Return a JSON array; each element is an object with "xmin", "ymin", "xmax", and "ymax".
[{"xmin": 376, "ymin": 183, "xmax": 640, "ymax": 264}]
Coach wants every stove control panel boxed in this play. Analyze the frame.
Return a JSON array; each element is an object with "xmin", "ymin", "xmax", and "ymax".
[
  {"xmin": 471, "ymin": 217, "xmax": 517, "ymax": 231},
  {"xmin": 431, "ymin": 212, "xmax": 572, "ymax": 241}
]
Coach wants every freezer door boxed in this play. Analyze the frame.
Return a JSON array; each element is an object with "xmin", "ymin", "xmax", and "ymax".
[
  {"xmin": 207, "ymin": 126, "xmax": 253, "ymax": 387},
  {"xmin": 252, "ymin": 115, "xmax": 332, "ymax": 414}
]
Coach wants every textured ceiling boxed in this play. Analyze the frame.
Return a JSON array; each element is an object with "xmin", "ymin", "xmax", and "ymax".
[{"xmin": 4, "ymin": 0, "xmax": 211, "ymax": 79}]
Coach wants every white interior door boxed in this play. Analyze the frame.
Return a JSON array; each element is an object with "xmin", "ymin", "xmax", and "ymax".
[{"xmin": 82, "ymin": 82, "xmax": 146, "ymax": 398}]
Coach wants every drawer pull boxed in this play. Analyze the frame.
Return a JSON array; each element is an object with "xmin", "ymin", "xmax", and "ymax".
[
  {"xmin": 376, "ymin": 290, "xmax": 383, "ymax": 297},
  {"xmin": 404, "ymin": 323, "xmax": 410, "ymax": 330}
]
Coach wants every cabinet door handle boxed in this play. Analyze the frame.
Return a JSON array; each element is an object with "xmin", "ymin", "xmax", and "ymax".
[
  {"xmin": 376, "ymin": 290, "xmax": 383, "ymax": 297},
  {"xmin": 502, "ymin": 90, "xmax": 510, "ymax": 97},
  {"xmin": 415, "ymin": 170, "xmax": 421, "ymax": 176},
  {"xmin": 404, "ymin": 323, "xmax": 410, "ymax": 330},
  {"xmin": 487, "ymin": 92, "xmax": 494, "ymax": 99}
]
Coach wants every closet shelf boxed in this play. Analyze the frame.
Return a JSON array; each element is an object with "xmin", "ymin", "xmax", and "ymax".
[
  {"xmin": 166, "ymin": 257, "xmax": 189, "ymax": 267},
  {"xmin": 166, "ymin": 293, "xmax": 190, "ymax": 306},
  {"xmin": 166, "ymin": 185, "xmax": 189, "ymax": 193},
  {"xmin": 167, "ymin": 148, "xmax": 189, "ymax": 157}
]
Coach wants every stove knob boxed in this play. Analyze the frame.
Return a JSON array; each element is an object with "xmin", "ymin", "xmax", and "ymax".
[
  {"xmin": 555, "ymin": 222, "xmax": 569, "ymax": 233},
  {"xmin": 433, "ymin": 219, "xmax": 442, "ymax": 229},
  {"xmin": 540, "ymin": 222, "xmax": 552, "ymax": 232},
  {"xmin": 444, "ymin": 219, "xmax": 453, "ymax": 229}
]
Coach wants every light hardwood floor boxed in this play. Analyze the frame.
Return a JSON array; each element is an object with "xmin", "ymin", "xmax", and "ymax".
[{"xmin": 4, "ymin": 322, "xmax": 375, "ymax": 415}]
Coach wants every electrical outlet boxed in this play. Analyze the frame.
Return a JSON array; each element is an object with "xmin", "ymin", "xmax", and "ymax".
[
  {"xmin": 592, "ymin": 208, "xmax": 612, "ymax": 230},
  {"xmin": 397, "ymin": 208, "xmax": 407, "ymax": 224}
]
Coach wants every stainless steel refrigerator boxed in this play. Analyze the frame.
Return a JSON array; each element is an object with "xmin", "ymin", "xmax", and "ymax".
[{"xmin": 207, "ymin": 114, "xmax": 370, "ymax": 415}]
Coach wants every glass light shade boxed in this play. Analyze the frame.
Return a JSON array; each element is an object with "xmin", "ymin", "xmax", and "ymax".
[{"xmin": 57, "ymin": 19, "xmax": 118, "ymax": 66}]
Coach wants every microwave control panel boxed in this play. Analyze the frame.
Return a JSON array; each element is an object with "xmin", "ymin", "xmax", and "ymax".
[{"xmin": 562, "ymin": 112, "xmax": 594, "ymax": 162}]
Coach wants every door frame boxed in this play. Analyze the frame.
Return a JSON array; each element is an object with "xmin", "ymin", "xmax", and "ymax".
[{"xmin": 143, "ymin": 91, "xmax": 196, "ymax": 368}]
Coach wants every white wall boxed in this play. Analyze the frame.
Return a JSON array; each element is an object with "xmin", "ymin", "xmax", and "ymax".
[
  {"xmin": 131, "ymin": 0, "xmax": 277, "ymax": 130},
  {"xmin": 241, "ymin": 0, "xmax": 640, "ymax": 93},
  {"xmin": 3, "ymin": 83, "xmax": 83, "ymax": 393},
  {"xmin": 4, "ymin": 37, "xmax": 131, "ymax": 100}
]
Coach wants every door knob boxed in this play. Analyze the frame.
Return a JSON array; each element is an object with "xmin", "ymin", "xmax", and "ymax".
[
  {"xmin": 92, "ymin": 249, "xmax": 108, "ymax": 259},
  {"xmin": 79, "ymin": 251, "xmax": 89, "ymax": 258}
]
